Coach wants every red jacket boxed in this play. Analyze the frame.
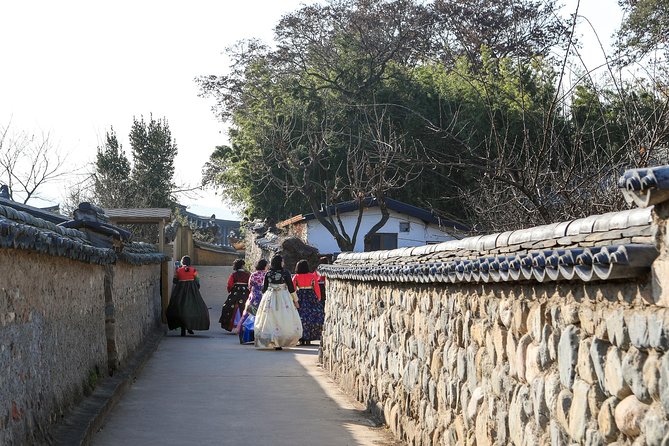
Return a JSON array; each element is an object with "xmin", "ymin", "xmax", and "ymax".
[
  {"xmin": 227, "ymin": 270, "xmax": 251, "ymax": 292},
  {"xmin": 175, "ymin": 266, "xmax": 199, "ymax": 282},
  {"xmin": 292, "ymin": 272, "xmax": 321, "ymax": 300}
]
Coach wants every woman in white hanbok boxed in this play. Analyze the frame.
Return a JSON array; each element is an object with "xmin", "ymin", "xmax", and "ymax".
[{"xmin": 254, "ymin": 255, "xmax": 303, "ymax": 350}]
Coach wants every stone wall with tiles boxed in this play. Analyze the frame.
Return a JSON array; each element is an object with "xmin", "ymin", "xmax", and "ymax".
[
  {"xmin": 320, "ymin": 198, "xmax": 669, "ymax": 445},
  {"xmin": 0, "ymin": 203, "xmax": 167, "ymax": 446},
  {"xmin": 0, "ymin": 250, "xmax": 164, "ymax": 446}
]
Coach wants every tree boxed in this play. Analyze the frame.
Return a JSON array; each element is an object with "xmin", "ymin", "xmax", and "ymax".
[
  {"xmin": 202, "ymin": 143, "xmax": 306, "ymax": 220},
  {"xmin": 432, "ymin": 0, "xmax": 568, "ymax": 66},
  {"xmin": 88, "ymin": 116, "xmax": 178, "ymax": 242},
  {"xmin": 255, "ymin": 102, "xmax": 423, "ymax": 251},
  {"xmin": 198, "ymin": 0, "xmax": 432, "ymax": 250},
  {"xmin": 272, "ymin": 0, "xmax": 435, "ymax": 100},
  {"xmin": 198, "ymin": 0, "xmax": 668, "ymax": 237},
  {"xmin": 413, "ymin": 48, "xmax": 669, "ymax": 231},
  {"xmin": 129, "ymin": 115, "xmax": 177, "ymax": 208},
  {"xmin": 91, "ymin": 119, "xmax": 177, "ymax": 211},
  {"xmin": 616, "ymin": 0, "xmax": 669, "ymax": 60},
  {"xmin": 0, "ymin": 121, "xmax": 68, "ymax": 204},
  {"xmin": 92, "ymin": 128, "xmax": 133, "ymax": 208}
]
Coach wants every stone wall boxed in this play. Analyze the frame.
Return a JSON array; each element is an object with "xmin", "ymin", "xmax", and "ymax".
[
  {"xmin": 194, "ymin": 245, "xmax": 239, "ymax": 266},
  {"xmin": 0, "ymin": 249, "xmax": 164, "ymax": 445},
  {"xmin": 322, "ymin": 277, "xmax": 669, "ymax": 445},
  {"xmin": 0, "ymin": 250, "xmax": 107, "ymax": 444},
  {"xmin": 320, "ymin": 168, "xmax": 669, "ymax": 446},
  {"xmin": 106, "ymin": 262, "xmax": 163, "ymax": 371},
  {"xmin": 0, "ymin": 200, "xmax": 168, "ymax": 445},
  {"xmin": 243, "ymin": 225, "xmax": 268, "ymax": 271}
]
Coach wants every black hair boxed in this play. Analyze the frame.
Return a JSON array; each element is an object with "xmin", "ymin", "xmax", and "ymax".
[
  {"xmin": 233, "ymin": 258, "xmax": 245, "ymax": 270},
  {"xmin": 181, "ymin": 255, "xmax": 192, "ymax": 266},
  {"xmin": 318, "ymin": 256, "xmax": 330, "ymax": 265},
  {"xmin": 255, "ymin": 258, "xmax": 268, "ymax": 271},
  {"xmin": 295, "ymin": 259, "xmax": 310, "ymax": 274},
  {"xmin": 270, "ymin": 255, "xmax": 283, "ymax": 270}
]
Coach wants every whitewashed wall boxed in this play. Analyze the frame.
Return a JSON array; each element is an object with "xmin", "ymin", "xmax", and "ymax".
[{"xmin": 305, "ymin": 208, "xmax": 456, "ymax": 254}]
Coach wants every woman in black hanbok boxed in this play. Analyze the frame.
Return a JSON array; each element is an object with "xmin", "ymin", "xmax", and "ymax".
[
  {"xmin": 166, "ymin": 255, "xmax": 210, "ymax": 336},
  {"xmin": 219, "ymin": 259, "xmax": 250, "ymax": 332}
]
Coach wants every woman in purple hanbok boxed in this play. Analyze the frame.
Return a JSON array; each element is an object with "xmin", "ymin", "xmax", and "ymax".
[{"xmin": 237, "ymin": 258, "xmax": 268, "ymax": 344}]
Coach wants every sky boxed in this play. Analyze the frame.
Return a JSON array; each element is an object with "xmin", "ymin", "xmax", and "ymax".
[
  {"xmin": 0, "ymin": 0, "xmax": 623, "ymax": 221},
  {"xmin": 0, "ymin": 0, "xmax": 309, "ymax": 220}
]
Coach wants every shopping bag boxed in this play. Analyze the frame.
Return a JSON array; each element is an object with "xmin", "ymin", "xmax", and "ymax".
[{"xmin": 242, "ymin": 314, "xmax": 255, "ymax": 331}]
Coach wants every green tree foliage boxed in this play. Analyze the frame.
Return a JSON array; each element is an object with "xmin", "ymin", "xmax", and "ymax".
[
  {"xmin": 202, "ymin": 143, "xmax": 305, "ymax": 219},
  {"xmin": 571, "ymin": 80, "xmax": 669, "ymax": 165},
  {"xmin": 617, "ymin": 0, "xmax": 669, "ymax": 59},
  {"xmin": 200, "ymin": 0, "xmax": 434, "ymax": 250},
  {"xmin": 93, "ymin": 117, "xmax": 177, "ymax": 210},
  {"xmin": 199, "ymin": 0, "xmax": 669, "ymax": 236},
  {"xmin": 129, "ymin": 116, "xmax": 177, "ymax": 208},
  {"xmin": 93, "ymin": 128, "xmax": 133, "ymax": 208},
  {"xmin": 92, "ymin": 116, "xmax": 178, "ymax": 242}
]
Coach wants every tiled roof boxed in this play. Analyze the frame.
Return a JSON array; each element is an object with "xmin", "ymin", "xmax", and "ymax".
[
  {"xmin": 319, "ymin": 207, "xmax": 655, "ymax": 283},
  {"xmin": 619, "ymin": 165, "xmax": 669, "ymax": 207},
  {"xmin": 0, "ymin": 197, "xmax": 68, "ymax": 224},
  {"xmin": 105, "ymin": 208, "xmax": 172, "ymax": 220},
  {"xmin": 194, "ymin": 240, "xmax": 239, "ymax": 254},
  {"xmin": 255, "ymin": 231, "xmax": 281, "ymax": 253},
  {"xmin": 0, "ymin": 202, "xmax": 167, "ymax": 265}
]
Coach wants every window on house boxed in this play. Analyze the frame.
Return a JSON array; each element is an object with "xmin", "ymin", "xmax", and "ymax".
[
  {"xmin": 399, "ymin": 222, "xmax": 410, "ymax": 232},
  {"xmin": 365, "ymin": 233, "xmax": 398, "ymax": 251}
]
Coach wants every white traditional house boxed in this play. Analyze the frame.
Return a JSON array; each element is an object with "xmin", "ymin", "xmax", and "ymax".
[{"xmin": 277, "ymin": 197, "xmax": 467, "ymax": 255}]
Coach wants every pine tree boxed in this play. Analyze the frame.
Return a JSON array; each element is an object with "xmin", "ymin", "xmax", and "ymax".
[
  {"xmin": 93, "ymin": 128, "xmax": 133, "ymax": 208},
  {"xmin": 129, "ymin": 115, "xmax": 177, "ymax": 208}
]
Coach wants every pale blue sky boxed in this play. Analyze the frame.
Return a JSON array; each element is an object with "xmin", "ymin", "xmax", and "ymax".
[
  {"xmin": 0, "ymin": 0, "xmax": 308, "ymax": 219},
  {"xmin": 0, "ymin": 0, "xmax": 623, "ymax": 220}
]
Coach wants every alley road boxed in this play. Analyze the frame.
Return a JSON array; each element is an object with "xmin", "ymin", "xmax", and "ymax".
[{"xmin": 91, "ymin": 266, "xmax": 400, "ymax": 446}]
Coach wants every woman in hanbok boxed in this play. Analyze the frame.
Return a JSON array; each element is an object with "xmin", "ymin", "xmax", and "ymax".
[
  {"xmin": 219, "ymin": 259, "xmax": 250, "ymax": 332},
  {"xmin": 292, "ymin": 259, "xmax": 325, "ymax": 345},
  {"xmin": 236, "ymin": 258, "xmax": 268, "ymax": 344},
  {"xmin": 166, "ymin": 255, "xmax": 210, "ymax": 336},
  {"xmin": 254, "ymin": 255, "xmax": 303, "ymax": 350}
]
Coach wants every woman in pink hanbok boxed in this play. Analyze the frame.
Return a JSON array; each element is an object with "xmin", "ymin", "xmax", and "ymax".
[{"xmin": 237, "ymin": 258, "xmax": 268, "ymax": 344}]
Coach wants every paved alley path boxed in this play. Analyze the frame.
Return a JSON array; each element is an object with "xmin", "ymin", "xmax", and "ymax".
[{"xmin": 91, "ymin": 266, "xmax": 399, "ymax": 446}]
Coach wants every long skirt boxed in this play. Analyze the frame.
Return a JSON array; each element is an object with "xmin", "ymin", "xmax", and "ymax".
[
  {"xmin": 219, "ymin": 283, "xmax": 249, "ymax": 332},
  {"xmin": 254, "ymin": 284, "xmax": 303, "ymax": 349},
  {"xmin": 166, "ymin": 281, "xmax": 210, "ymax": 331},
  {"xmin": 296, "ymin": 288, "xmax": 325, "ymax": 341}
]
